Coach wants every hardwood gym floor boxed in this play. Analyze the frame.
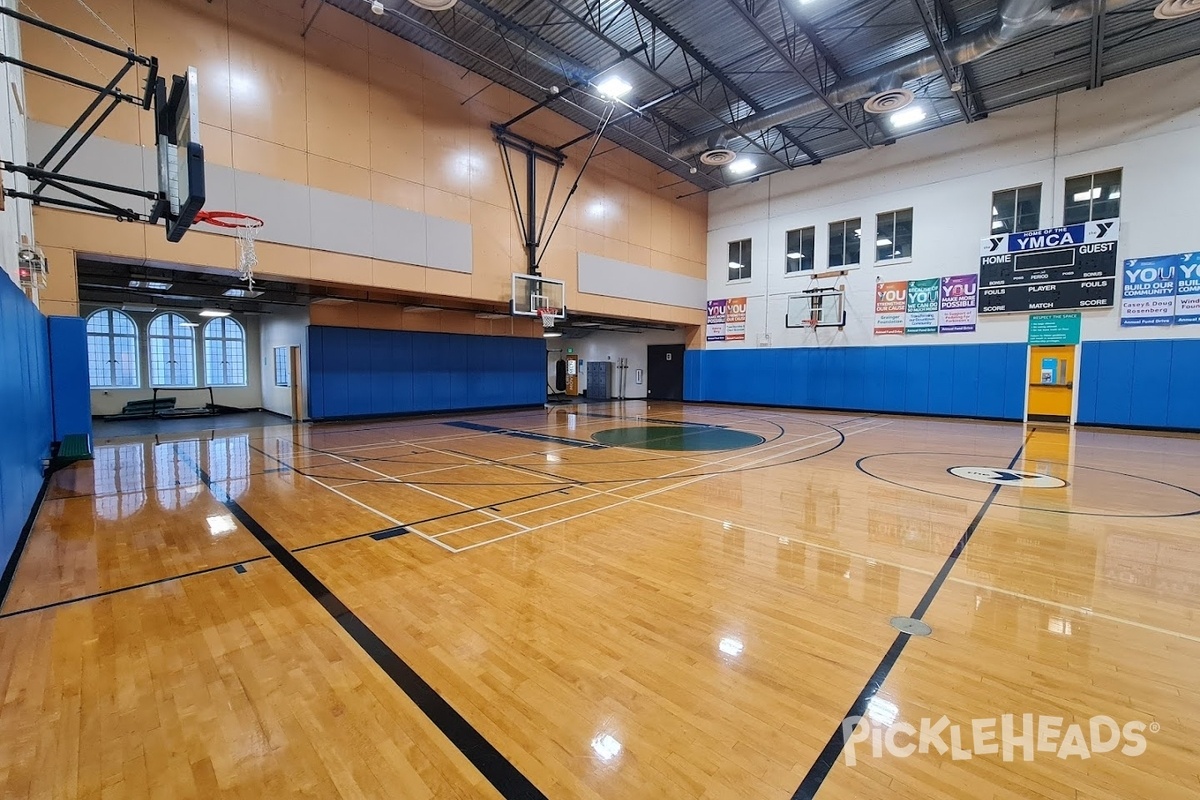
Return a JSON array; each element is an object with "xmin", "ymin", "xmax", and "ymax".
[{"xmin": 1, "ymin": 403, "xmax": 1198, "ymax": 799}]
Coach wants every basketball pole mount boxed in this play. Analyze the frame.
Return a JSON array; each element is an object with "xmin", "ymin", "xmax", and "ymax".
[
  {"xmin": 0, "ymin": 6, "xmax": 189, "ymax": 231},
  {"xmin": 493, "ymin": 100, "xmax": 617, "ymax": 277}
]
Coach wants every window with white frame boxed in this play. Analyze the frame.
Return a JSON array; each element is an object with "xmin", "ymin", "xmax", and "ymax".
[
  {"xmin": 274, "ymin": 346, "xmax": 291, "ymax": 387},
  {"xmin": 828, "ymin": 218, "xmax": 861, "ymax": 268},
  {"xmin": 728, "ymin": 239, "xmax": 752, "ymax": 282},
  {"xmin": 86, "ymin": 308, "xmax": 140, "ymax": 389},
  {"xmin": 203, "ymin": 317, "xmax": 247, "ymax": 386},
  {"xmin": 875, "ymin": 208, "xmax": 913, "ymax": 262},
  {"xmin": 1064, "ymin": 169, "xmax": 1121, "ymax": 225},
  {"xmin": 785, "ymin": 227, "xmax": 815, "ymax": 274},
  {"xmin": 991, "ymin": 184, "xmax": 1041, "ymax": 234},
  {"xmin": 148, "ymin": 313, "xmax": 197, "ymax": 387}
]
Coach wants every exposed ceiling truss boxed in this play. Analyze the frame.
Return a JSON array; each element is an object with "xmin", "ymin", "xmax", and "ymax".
[{"xmin": 325, "ymin": 0, "xmax": 1200, "ymax": 192}]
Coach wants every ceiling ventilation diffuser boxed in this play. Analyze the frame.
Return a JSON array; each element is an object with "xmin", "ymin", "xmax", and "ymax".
[
  {"xmin": 699, "ymin": 148, "xmax": 737, "ymax": 166},
  {"xmin": 863, "ymin": 88, "xmax": 915, "ymax": 115},
  {"xmin": 408, "ymin": 0, "xmax": 458, "ymax": 11},
  {"xmin": 1153, "ymin": 0, "xmax": 1200, "ymax": 19}
]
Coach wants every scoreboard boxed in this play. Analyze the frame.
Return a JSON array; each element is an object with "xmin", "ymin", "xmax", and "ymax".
[{"xmin": 979, "ymin": 219, "xmax": 1119, "ymax": 314}]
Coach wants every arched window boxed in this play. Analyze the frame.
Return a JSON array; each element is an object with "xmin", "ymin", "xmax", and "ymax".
[
  {"xmin": 203, "ymin": 317, "xmax": 247, "ymax": 386},
  {"xmin": 92, "ymin": 443, "xmax": 146, "ymax": 521},
  {"xmin": 148, "ymin": 313, "xmax": 196, "ymax": 387},
  {"xmin": 86, "ymin": 308, "xmax": 140, "ymax": 388}
]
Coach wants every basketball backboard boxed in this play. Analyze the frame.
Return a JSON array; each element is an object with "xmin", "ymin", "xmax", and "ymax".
[
  {"xmin": 512, "ymin": 273, "xmax": 566, "ymax": 319},
  {"xmin": 786, "ymin": 290, "xmax": 845, "ymax": 329},
  {"xmin": 152, "ymin": 66, "xmax": 205, "ymax": 242}
]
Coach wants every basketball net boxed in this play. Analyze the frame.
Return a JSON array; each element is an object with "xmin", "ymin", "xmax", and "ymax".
[
  {"xmin": 193, "ymin": 211, "xmax": 264, "ymax": 288},
  {"xmin": 537, "ymin": 307, "xmax": 559, "ymax": 329}
]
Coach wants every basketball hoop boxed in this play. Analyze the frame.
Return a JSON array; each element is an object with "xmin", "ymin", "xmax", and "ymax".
[
  {"xmin": 804, "ymin": 318, "xmax": 819, "ymax": 330},
  {"xmin": 193, "ymin": 211, "xmax": 264, "ymax": 287},
  {"xmin": 537, "ymin": 307, "xmax": 559, "ymax": 330}
]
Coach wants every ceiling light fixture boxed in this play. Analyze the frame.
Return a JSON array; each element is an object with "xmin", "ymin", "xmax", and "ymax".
[
  {"xmin": 222, "ymin": 287, "xmax": 264, "ymax": 299},
  {"xmin": 180, "ymin": 321, "xmax": 200, "ymax": 328},
  {"xmin": 371, "ymin": 0, "xmax": 385, "ymax": 14},
  {"xmin": 728, "ymin": 158, "xmax": 756, "ymax": 175},
  {"xmin": 199, "ymin": 309, "xmax": 231, "ymax": 317},
  {"xmin": 128, "ymin": 279, "xmax": 172, "ymax": 291},
  {"xmin": 889, "ymin": 106, "xmax": 927, "ymax": 128},
  {"xmin": 596, "ymin": 76, "xmax": 632, "ymax": 99},
  {"xmin": 544, "ymin": 330, "xmax": 563, "ymax": 338},
  {"xmin": 786, "ymin": 252, "xmax": 803, "ymax": 259},
  {"xmin": 876, "ymin": 237, "xmax": 892, "ymax": 247}
]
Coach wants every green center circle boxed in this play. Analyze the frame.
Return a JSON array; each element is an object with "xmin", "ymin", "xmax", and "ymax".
[{"xmin": 591, "ymin": 425, "xmax": 766, "ymax": 451}]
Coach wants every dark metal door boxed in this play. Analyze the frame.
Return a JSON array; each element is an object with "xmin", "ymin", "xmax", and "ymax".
[{"xmin": 647, "ymin": 345, "xmax": 685, "ymax": 401}]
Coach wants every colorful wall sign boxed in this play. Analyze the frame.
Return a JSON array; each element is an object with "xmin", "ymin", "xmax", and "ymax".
[
  {"xmin": 905, "ymin": 278, "xmax": 940, "ymax": 335},
  {"xmin": 873, "ymin": 281, "xmax": 907, "ymax": 336},
  {"xmin": 939, "ymin": 274, "xmax": 978, "ymax": 334},
  {"xmin": 1121, "ymin": 252, "xmax": 1200, "ymax": 327},
  {"xmin": 874, "ymin": 275, "xmax": 978, "ymax": 336},
  {"xmin": 1028, "ymin": 313, "xmax": 1081, "ymax": 345},
  {"xmin": 707, "ymin": 297, "xmax": 747, "ymax": 341}
]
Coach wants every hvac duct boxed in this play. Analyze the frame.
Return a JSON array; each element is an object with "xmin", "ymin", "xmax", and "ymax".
[{"xmin": 673, "ymin": 0, "xmax": 1145, "ymax": 161}]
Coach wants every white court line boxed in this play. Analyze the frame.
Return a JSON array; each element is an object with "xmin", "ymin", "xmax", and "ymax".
[
  {"xmin": 417, "ymin": 487, "xmax": 607, "ymax": 539},
  {"xmin": 295, "ymin": 472, "xmax": 456, "ymax": 553},
  {"xmin": 941, "ymin": 577, "xmax": 1200, "ymax": 645},
  {"xmin": 621, "ymin": 492, "xmax": 1200, "ymax": 647},
  {"xmin": 447, "ymin": 420, "xmax": 889, "ymax": 553},
  {"xmin": 415, "ymin": 416, "xmax": 885, "ymax": 538},
  {"xmin": 317, "ymin": 445, "xmax": 533, "ymax": 532}
]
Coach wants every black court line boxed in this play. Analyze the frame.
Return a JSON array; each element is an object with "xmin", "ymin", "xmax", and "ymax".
[
  {"xmin": 790, "ymin": 429, "xmax": 1033, "ymax": 800},
  {"xmin": 182, "ymin": 455, "xmax": 548, "ymax": 800},
  {"xmin": 446, "ymin": 420, "xmax": 606, "ymax": 449},
  {"xmin": 0, "ymin": 556, "xmax": 271, "ymax": 620},
  {"xmin": 293, "ymin": 485, "xmax": 583, "ymax": 553}
]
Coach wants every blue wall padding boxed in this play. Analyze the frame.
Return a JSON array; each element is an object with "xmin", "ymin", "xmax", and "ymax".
[
  {"xmin": 685, "ymin": 339, "xmax": 1198, "ymax": 431},
  {"xmin": 0, "ymin": 277, "xmax": 53, "ymax": 571},
  {"xmin": 1078, "ymin": 338, "xmax": 1199, "ymax": 430},
  {"xmin": 307, "ymin": 326, "xmax": 546, "ymax": 420},
  {"xmin": 683, "ymin": 343, "xmax": 1028, "ymax": 421},
  {"xmin": 47, "ymin": 316, "xmax": 92, "ymax": 442}
]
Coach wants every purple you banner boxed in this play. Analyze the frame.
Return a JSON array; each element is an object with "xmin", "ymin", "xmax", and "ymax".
[{"xmin": 939, "ymin": 274, "xmax": 978, "ymax": 334}]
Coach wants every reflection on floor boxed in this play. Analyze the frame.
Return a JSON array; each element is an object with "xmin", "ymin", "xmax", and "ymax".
[
  {"xmin": 2, "ymin": 402, "xmax": 1198, "ymax": 799},
  {"xmin": 93, "ymin": 409, "xmax": 291, "ymax": 441}
]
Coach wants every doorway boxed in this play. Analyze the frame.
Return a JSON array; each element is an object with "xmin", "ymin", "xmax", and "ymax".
[
  {"xmin": 1026, "ymin": 344, "xmax": 1076, "ymax": 424},
  {"xmin": 647, "ymin": 344, "xmax": 685, "ymax": 401}
]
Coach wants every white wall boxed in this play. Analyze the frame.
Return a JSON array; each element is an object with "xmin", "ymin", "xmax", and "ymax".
[
  {"xmin": 549, "ymin": 328, "xmax": 686, "ymax": 399},
  {"xmin": 0, "ymin": 0, "xmax": 32, "ymax": 288},
  {"xmin": 706, "ymin": 55, "xmax": 1200, "ymax": 351},
  {"xmin": 259, "ymin": 306, "xmax": 310, "ymax": 419},
  {"xmin": 83, "ymin": 305, "xmax": 264, "ymax": 416}
]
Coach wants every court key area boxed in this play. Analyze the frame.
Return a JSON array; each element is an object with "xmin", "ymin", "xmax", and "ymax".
[{"xmin": 2, "ymin": 403, "xmax": 1198, "ymax": 799}]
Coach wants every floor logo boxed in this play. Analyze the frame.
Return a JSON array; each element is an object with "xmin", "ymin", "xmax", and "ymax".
[{"xmin": 948, "ymin": 466, "xmax": 1067, "ymax": 488}]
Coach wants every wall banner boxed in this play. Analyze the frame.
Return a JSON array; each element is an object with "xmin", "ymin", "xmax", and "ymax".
[
  {"xmin": 725, "ymin": 297, "xmax": 747, "ymax": 341},
  {"xmin": 979, "ymin": 218, "xmax": 1119, "ymax": 313},
  {"xmin": 1178, "ymin": 254, "xmax": 1200, "ymax": 325},
  {"xmin": 939, "ymin": 274, "xmax": 978, "ymax": 334},
  {"xmin": 706, "ymin": 299, "xmax": 727, "ymax": 341},
  {"xmin": 874, "ymin": 281, "xmax": 907, "ymax": 336},
  {"xmin": 905, "ymin": 278, "xmax": 940, "ymax": 335},
  {"xmin": 1121, "ymin": 256, "xmax": 1177, "ymax": 327}
]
